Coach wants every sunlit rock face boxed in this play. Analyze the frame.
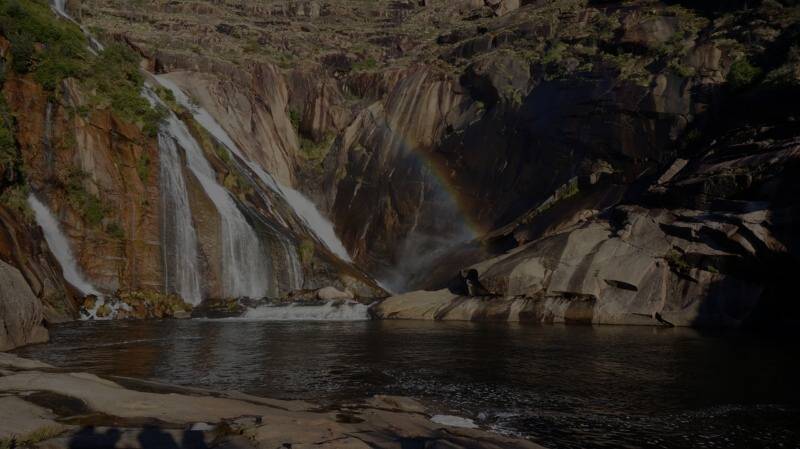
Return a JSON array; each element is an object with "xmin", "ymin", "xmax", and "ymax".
[
  {"xmin": 1, "ymin": 0, "xmax": 799, "ymax": 330},
  {"xmin": 68, "ymin": 0, "xmax": 799, "ymax": 293},
  {"xmin": 0, "ymin": 7, "xmax": 381, "ymax": 312}
]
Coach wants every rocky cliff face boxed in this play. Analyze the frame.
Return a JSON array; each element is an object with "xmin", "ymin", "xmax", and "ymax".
[
  {"xmin": 0, "ymin": 0, "xmax": 381, "ymax": 330},
  {"xmin": 70, "ymin": 0, "xmax": 800, "ymax": 294},
  {"xmin": 1, "ymin": 0, "xmax": 798, "ymax": 331}
]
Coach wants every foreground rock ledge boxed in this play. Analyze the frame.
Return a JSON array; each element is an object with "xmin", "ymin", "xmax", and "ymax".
[{"xmin": 0, "ymin": 353, "xmax": 542, "ymax": 449}]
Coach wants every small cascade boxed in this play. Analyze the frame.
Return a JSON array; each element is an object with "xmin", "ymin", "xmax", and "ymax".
[
  {"xmin": 229, "ymin": 300, "xmax": 371, "ymax": 321},
  {"xmin": 81, "ymin": 297, "xmax": 131, "ymax": 321},
  {"xmin": 51, "ymin": 0, "xmax": 68, "ymax": 18},
  {"xmin": 154, "ymin": 76, "xmax": 352, "ymax": 263},
  {"xmin": 27, "ymin": 194, "xmax": 101, "ymax": 297},
  {"xmin": 49, "ymin": 0, "xmax": 104, "ymax": 53},
  {"xmin": 158, "ymin": 132, "xmax": 203, "ymax": 305},
  {"xmin": 275, "ymin": 234, "xmax": 304, "ymax": 291},
  {"xmin": 144, "ymin": 87, "xmax": 272, "ymax": 299},
  {"xmin": 277, "ymin": 185, "xmax": 352, "ymax": 262}
]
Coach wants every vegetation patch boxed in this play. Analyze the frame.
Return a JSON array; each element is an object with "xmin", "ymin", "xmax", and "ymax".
[
  {"xmin": 665, "ymin": 249, "xmax": 692, "ymax": 276},
  {"xmin": 65, "ymin": 168, "xmax": 106, "ymax": 227},
  {"xmin": 727, "ymin": 58, "xmax": 762, "ymax": 90},
  {"xmin": 352, "ymin": 56, "xmax": 378, "ymax": 72},
  {"xmin": 0, "ymin": 96, "xmax": 17, "ymax": 176},
  {"xmin": 0, "ymin": 425, "xmax": 66, "ymax": 449},
  {"xmin": 299, "ymin": 238, "xmax": 315, "ymax": 266},
  {"xmin": 136, "ymin": 153, "xmax": 151, "ymax": 183},
  {"xmin": 0, "ymin": 183, "xmax": 33, "ymax": 222},
  {"xmin": 0, "ymin": 0, "xmax": 165, "ymax": 136},
  {"xmin": 106, "ymin": 221, "xmax": 125, "ymax": 239}
]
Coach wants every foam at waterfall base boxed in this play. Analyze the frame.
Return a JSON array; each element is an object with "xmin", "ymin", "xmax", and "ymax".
[
  {"xmin": 80, "ymin": 297, "xmax": 131, "ymax": 321},
  {"xmin": 224, "ymin": 300, "xmax": 371, "ymax": 321},
  {"xmin": 430, "ymin": 415, "xmax": 479, "ymax": 429}
]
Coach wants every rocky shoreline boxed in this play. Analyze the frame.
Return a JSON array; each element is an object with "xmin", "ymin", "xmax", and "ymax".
[{"xmin": 0, "ymin": 352, "xmax": 542, "ymax": 449}]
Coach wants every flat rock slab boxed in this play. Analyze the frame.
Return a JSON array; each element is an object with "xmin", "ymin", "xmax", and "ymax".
[
  {"xmin": 0, "ymin": 396, "xmax": 67, "ymax": 440},
  {"xmin": 0, "ymin": 355, "xmax": 545, "ymax": 449}
]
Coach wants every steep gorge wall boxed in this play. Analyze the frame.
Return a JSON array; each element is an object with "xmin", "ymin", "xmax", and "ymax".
[
  {"xmin": 126, "ymin": 1, "xmax": 798, "ymax": 291},
  {"xmin": 0, "ymin": 2, "xmax": 381, "ymax": 333},
  {"xmin": 5, "ymin": 74, "xmax": 165, "ymax": 294}
]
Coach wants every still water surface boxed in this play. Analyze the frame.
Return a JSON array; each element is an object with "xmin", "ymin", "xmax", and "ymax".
[{"xmin": 15, "ymin": 320, "xmax": 800, "ymax": 449}]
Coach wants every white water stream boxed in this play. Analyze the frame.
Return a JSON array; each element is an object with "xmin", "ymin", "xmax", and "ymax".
[
  {"xmin": 144, "ymin": 87, "xmax": 272, "ymax": 299},
  {"xmin": 157, "ymin": 132, "xmax": 204, "ymax": 304},
  {"xmin": 27, "ymin": 194, "xmax": 101, "ymax": 297}
]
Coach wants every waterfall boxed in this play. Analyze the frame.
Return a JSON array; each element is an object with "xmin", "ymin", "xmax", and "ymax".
[
  {"xmin": 275, "ymin": 232, "xmax": 304, "ymax": 291},
  {"xmin": 144, "ymin": 87, "xmax": 272, "ymax": 299},
  {"xmin": 49, "ymin": 0, "xmax": 104, "ymax": 54},
  {"xmin": 158, "ymin": 133, "xmax": 203, "ymax": 305},
  {"xmin": 27, "ymin": 194, "xmax": 101, "ymax": 297},
  {"xmin": 51, "ymin": 0, "xmax": 68, "ymax": 18},
  {"xmin": 154, "ymin": 75, "xmax": 353, "ymax": 263},
  {"xmin": 276, "ymin": 185, "xmax": 352, "ymax": 262}
]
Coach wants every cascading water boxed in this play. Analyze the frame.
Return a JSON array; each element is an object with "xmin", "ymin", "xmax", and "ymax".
[
  {"xmin": 154, "ymin": 76, "xmax": 352, "ymax": 263},
  {"xmin": 27, "ymin": 194, "xmax": 101, "ymax": 297},
  {"xmin": 277, "ymin": 185, "xmax": 352, "ymax": 262},
  {"xmin": 51, "ymin": 0, "xmax": 67, "ymax": 18},
  {"xmin": 157, "ymin": 133, "xmax": 203, "ymax": 305},
  {"xmin": 49, "ymin": 0, "xmax": 104, "ymax": 53},
  {"xmin": 144, "ymin": 87, "xmax": 272, "ymax": 299}
]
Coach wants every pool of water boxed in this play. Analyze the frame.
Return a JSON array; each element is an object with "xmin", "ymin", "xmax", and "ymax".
[{"xmin": 15, "ymin": 320, "xmax": 800, "ymax": 449}]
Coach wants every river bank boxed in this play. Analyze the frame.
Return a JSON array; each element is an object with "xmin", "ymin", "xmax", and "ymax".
[{"xmin": 0, "ymin": 352, "xmax": 541, "ymax": 449}]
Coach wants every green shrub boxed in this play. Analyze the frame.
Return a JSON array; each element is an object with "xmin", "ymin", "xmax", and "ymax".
[
  {"xmin": 106, "ymin": 221, "xmax": 125, "ymax": 239},
  {"xmin": 299, "ymin": 238, "xmax": 315, "ymax": 265},
  {"xmin": 352, "ymin": 57, "xmax": 378, "ymax": 72},
  {"xmin": 0, "ymin": 98, "xmax": 16, "ymax": 173},
  {"xmin": 0, "ymin": 184, "xmax": 33, "ymax": 223},
  {"xmin": 136, "ymin": 153, "xmax": 151, "ymax": 182},
  {"xmin": 0, "ymin": 0, "xmax": 165, "ymax": 135},
  {"xmin": 289, "ymin": 109, "xmax": 301, "ymax": 130},
  {"xmin": 727, "ymin": 58, "xmax": 762, "ymax": 90},
  {"xmin": 542, "ymin": 41, "xmax": 567, "ymax": 65},
  {"xmin": 9, "ymin": 30, "xmax": 35, "ymax": 73},
  {"xmin": 65, "ymin": 169, "xmax": 106, "ymax": 227}
]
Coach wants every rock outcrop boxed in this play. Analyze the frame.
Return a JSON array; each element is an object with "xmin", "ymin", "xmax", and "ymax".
[
  {"xmin": 0, "ymin": 261, "xmax": 48, "ymax": 350},
  {"xmin": 0, "ymin": 353, "xmax": 543, "ymax": 449},
  {"xmin": 376, "ymin": 109, "xmax": 800, "ymax": 327}
]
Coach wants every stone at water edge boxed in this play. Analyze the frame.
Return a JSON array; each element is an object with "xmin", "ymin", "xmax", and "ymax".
[
  {"xmin": 0, "ymin": 260, "xmax": 49, "ymax": 351},
  {"xmin": 0, "ymin": 355, "xmax": 545, "ymax": 449},
  {"xmin": 317, "ymin": 286, "xmax": 354, "ymax": 301}
]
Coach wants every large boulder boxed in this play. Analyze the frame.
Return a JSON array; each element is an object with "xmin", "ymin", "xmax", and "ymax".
[{"xmin": 0, "ymin": 260, "xmax": 48, "ymax": 351}]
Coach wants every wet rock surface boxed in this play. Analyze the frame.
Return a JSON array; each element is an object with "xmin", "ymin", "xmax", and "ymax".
[{"xmin": 377, "ymin": 118, "xmax": 800, "ymax": 327}]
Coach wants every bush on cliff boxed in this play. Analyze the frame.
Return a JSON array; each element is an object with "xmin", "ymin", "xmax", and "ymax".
[{"xmin": 727, "ymin": 58, "xmax": 763, "ymax": 90}]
